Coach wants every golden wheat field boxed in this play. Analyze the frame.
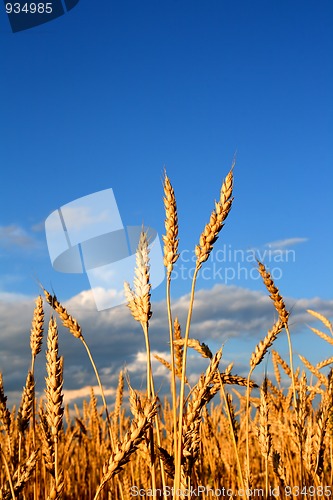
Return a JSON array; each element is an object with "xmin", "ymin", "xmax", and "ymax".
[{"xmin": 1, "ymin": 167, "xmax": 333, "ymax": 499}]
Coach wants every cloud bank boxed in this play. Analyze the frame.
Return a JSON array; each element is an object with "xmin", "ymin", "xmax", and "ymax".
[{"xmin": 0, "ymin": 284, "xmax": 332, "ymax": 406}]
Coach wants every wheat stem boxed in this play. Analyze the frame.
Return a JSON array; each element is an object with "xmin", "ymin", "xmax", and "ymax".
[
  {"xmin": 163, "ymin": 171, "xmax": 179, "ymax": 470},
  {"xmin": 285, "ymin": 325, "xmax": 297, "ymax": 410},
  {"xmin": 217, "ymin": 370, "xmax": 246, "ymax": 492},
  {"xmin": 80, "ymin": 336, "xmax": 114, "ymax": 448},
  {"xmin": 175, "ymin": 265, "xmax": 199, "ymax": 493},
  {"xmin": 0, "ymin": 445, "xmax": 16, "ymax": 500},
  {"xmin": 166, "ymin": 275, "xmax": 178, "ymax": 476}
]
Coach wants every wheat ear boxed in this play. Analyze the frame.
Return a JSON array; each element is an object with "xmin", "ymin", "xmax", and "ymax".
[
  {"xmin": 17, "ymin": 371, "xmax": 35, "ymax": 435},
  {"xmin": 1, "ymin": 449, "xmax": 38, "ymax": 500},
  {"xmin": 247, "ymin": 350, "xmax": 278, "ymax": 486},
  {"xmin": 212, "ymin": 372, "xmax": 258, "ymax": 388},
  {"xmin": 45, "ymin": 317, "xmax": 64, "ymax": 436},
  {"xmin": 125, "ymin": 230, "xmax": 166, "ymax": 497},
  {"xmin": 307, "ymin": 309, "xmax": 333, "ymax": 335},
  {"xmin": 257, "ymin": 260, "xmax": 296, "ymax": 405},
  {"xmin": 162, "ymin": 170, "xmax": 179, "ymax": 273},
  {"xmin": 194, "ymin": 165, "xmax": 234, "ymax": 268},
  {"xmin": 93, "ymin": 396, "xmax": 158, "ymax": 499},
  {"xmin": 174, "ymin": 317, "xmax": 184, "ymax": 379},
  {"xmin": 124, "ymin": 230, "xmax": 152, "ymax": 326},
  {"xmin": 299, "ymin": 355, "xmax": 327, "ymax": 386},
  {"xmin": 181, "ymin": 349, "xmax": 222, "ymax": 478},
  {"xmin": 309, "ymin": 326, "xmax": 333, "ymax": 346},
  {"xmin": 257, "ymin": 261, "xmax": 289, "ymax": 324},
  {"xmin": 124, "ymin": 231, "xmax": 153, "ymax": 401},
  {"xmin": 257, "ymin": 260, "xmax": 296, "ymax": 409},
  {"xmin": 250, "ymin": 320, "xmax": 284, "ymax": 369},
  {"xmin": 316, "ymin": 356, "xmax": 333, "ymax": 370},
  {"xmin": 112, "ymin": 370, "xmax": 124, "ymax": 441},
  {"xmin": 29, "ymin": 296, "xmax": 44, "ymax": 464},
  {"xmin": 313, "ymin": 370, "xmax": 333, "ymax": 477},
  {"xmin": 43, "ymin": 288, "xmax": 113, "ymax": 445},
  {"xmin": 175, "ymin": 164, "xmax": 234, "ymax": 494},
  {"xmin": 163, "ymin": 171, "xmax": 179, "ymax": 481},
  {"xmin": 214, "ymin": 360, "xmax": 247, "ymax": 494},
  {"xmin": 45, "ymin": 317, "xmax": 64, "ymax": 499},
  {"xmin": 30, "ymin": 295, "xmax": 44, "ymax": 370},
  {"xmin": 272, "ymin": 350, "xmax": 293, "ymax": 379},
  {"xmin": 0, "ymin": 373, "xmax": 11, "ymax": 451},
  {"xmin": 174, "ymin": 338, "xmax": 213, "ymax": 359},
  {"xmin": 43, "ymin": 289, "xmax": 82, "ymax": 339},
  {"xmin": 39, "ymin": 407, "xmax": 55, "ymax": 475}
]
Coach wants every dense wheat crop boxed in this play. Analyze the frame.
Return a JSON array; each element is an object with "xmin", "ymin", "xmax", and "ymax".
[{"xmin": 1, "ymin": 168, "xmax": 332, "ymax": 499}]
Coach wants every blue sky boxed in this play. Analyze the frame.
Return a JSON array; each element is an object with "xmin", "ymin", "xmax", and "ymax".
[{"xmin": 0, "ymin": 0, "xmax": 332, "ymax": 404}]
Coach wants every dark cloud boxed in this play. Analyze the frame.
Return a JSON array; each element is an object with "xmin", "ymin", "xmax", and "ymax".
[{"xmin": 1, "ymin": 286, "xmax": 332, "ymax": 406}]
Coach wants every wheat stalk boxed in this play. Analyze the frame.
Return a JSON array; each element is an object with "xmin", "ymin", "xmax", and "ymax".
[
  {"xmin": 94, "ymin": 396, "xmax": 157, "ymax": 499},
  {"xmin": 29, "ymin": 296, "xmax": 44, "ymax": 475},
  {"xmin": 3, "ymin": 171, "xmax": 333, "ymax": 497},
  {"xmin": 125, "ymin": 231, "xmax": 168, "ymax": 497},
  {"xmin": 43, "ymin": 288, "xmax": 114, "ymax": 446},
  {"xmin": 294, "ymin": 372, "xmax": 309, "ymax": 483},
  {"xmin": 181, "ymin": 349, "xmax": 222, "ymax": 480},
  {"xmin": 257, "ymin": 378, "xmax": 272, "ymax": 498},
  {"xmin": 162, "ymin": 171, "xmax": 180, "ymax": 487},
  {"xmin": 175, "ymin": 164, "xmax": 234, "ymax": 494},
  {"xmin": 247, "ymin": 261, "xmax": 293, "ymax": 494},
  {"xmin": 257, "ymin": 261, "xmax": 296, "ymax": 409},
  {"xmin": 1, "ymin": 449, "xmax": 38, "ymax": 500},
  {"xmin": 44, "ymin": 316, "xmax": 64, "ymax": 499}
]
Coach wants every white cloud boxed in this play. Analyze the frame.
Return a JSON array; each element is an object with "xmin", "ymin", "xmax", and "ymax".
[
  {"xmin": 63, "ymin": 385, "xmax": 117, "ymax": 404},
  {"xmin": 59, "ymin": 206, "xmax": 114, "ymax": 232},
  {"xmin": 0, "ymin": 291, "xmax": 35, "ymax": 303},
  {"xmin": 264, "ymin": 238, "xmax": 308, "ymax": 250},
  {"xmin": 0, "ymin": 225, "xmax": 38, "ymax": 249}
]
